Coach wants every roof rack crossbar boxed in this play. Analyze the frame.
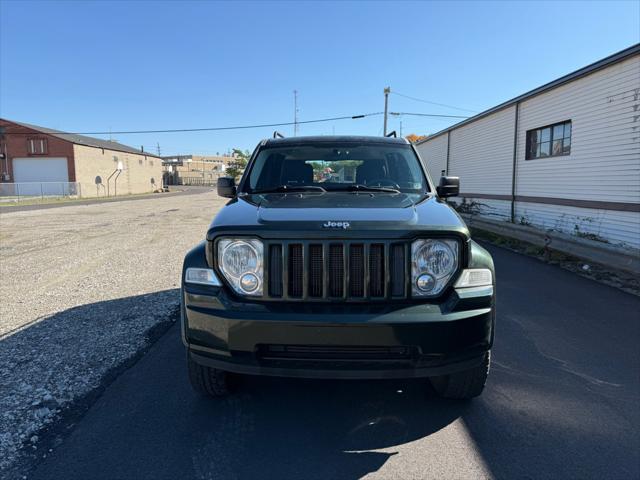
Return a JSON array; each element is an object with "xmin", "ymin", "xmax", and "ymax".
[
  {"xmin": 385, "ymin": 131, "xmax": 397, "ymax": 138},
  {"xmin": 273, "ymin": 131, "xmax": 285, "ymax": 139}
]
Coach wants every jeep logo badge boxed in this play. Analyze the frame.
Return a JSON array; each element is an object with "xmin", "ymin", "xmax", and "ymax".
[{"xmin": 322, "ymin": 221, "xmax": 350, "ymax": 229}]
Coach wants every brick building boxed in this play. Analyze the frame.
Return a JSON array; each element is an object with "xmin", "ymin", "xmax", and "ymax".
[{"xmin": 0, "ymin": 119, "xmax": 163, "ymax": 197}]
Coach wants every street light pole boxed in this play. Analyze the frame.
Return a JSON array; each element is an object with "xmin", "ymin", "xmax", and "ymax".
[{"xmin": 383, "ymin": 87, "xmax": 391, "ymax": 136}]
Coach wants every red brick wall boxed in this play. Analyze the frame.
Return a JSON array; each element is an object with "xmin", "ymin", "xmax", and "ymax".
[{"xmin": 0, "ymin": 119, "xmax": 76, "ymax": 182}]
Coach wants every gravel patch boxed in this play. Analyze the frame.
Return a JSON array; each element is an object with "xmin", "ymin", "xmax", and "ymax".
[{"xmin": 0, "ymin": 189, "xmax": 224, "ymax": 476}]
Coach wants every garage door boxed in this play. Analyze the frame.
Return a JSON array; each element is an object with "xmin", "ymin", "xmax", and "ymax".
[{"xmin": 12, "ymin": 157, "xmax": 69, "ymax": 195}]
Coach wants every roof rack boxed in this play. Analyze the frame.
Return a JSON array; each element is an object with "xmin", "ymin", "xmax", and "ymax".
[
  {"xmin": 273, "ymin": 131, "xmax": 285, "ymax": 139},
  {"xmin": 385, "ymin": 131, "xmax": 397, "ymax": 138}
]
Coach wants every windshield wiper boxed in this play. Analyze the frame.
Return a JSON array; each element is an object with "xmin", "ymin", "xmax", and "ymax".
[
  {"xmin": 342, "ymin": 184, "xmax": 401, "ymax": 194},
  {"xmin": 251, "ymin": 185, "xmax": 326, "ymax": 194}
]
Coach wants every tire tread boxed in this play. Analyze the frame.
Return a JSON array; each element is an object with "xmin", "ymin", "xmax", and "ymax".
[
  {"xmin": 431, "ymin": 352, "xmax": 490, "ymax": 400},
  {"xmin": 187, "ymin": 352, "xmax": 229, "ymax": 397}
]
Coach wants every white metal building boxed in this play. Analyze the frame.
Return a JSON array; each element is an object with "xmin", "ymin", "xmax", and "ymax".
[{"xmin": 416, "ymin": 44, "xmax": 640, "ymax": 249}]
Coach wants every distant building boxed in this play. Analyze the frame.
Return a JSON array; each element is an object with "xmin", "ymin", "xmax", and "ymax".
[
  {"xmin": 0, "ymin": 119, "xmax": 163, "ymax": 197},
  {"xmin": 162, "ymin": 154, "xmax": 234, "ymax": 185},
  {"xmin": 416, "ymin": 44, "xmax": 640, "ymax": 249}
]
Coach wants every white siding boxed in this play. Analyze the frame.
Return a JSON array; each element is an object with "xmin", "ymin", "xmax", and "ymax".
[
  {"xmin": 515, "ymin": 55, "xmax": 640, "ymax": 203},
  {"xmin": 515, "ymin": 201, "xmax": 640, "ymax": 248},
  {"xmin": 448, "ymin": 105, "xmax": 516, "ymax": 196},
  {"xmin": 415, "ymin": 133, "xmax": 448, "ymax": 183}
]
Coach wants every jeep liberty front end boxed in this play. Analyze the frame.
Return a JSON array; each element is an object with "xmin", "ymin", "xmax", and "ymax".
[{"xmin": 181, "ymin": 135, "xmax": 495, "ymax": 400}]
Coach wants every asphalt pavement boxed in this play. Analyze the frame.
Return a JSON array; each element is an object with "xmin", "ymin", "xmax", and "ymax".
[{"xmin": 27, "ymin": 244, "xmax": 640, "ymax": 480}]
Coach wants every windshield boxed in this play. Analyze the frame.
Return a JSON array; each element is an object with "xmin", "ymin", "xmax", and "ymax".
[{"xmin": 245, "ymin": 144, "xmax": 428, "ymax": 194}]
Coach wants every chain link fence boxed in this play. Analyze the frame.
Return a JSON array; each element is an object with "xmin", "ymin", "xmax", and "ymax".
[{"xmin": 0, "ymin": 182, "xmax": 82, "ymax": 203}]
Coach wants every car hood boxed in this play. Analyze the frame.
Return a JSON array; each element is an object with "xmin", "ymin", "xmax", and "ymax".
[{"xmin": 207, "ymin": 192, "xmax": 469, "ymax": 239}]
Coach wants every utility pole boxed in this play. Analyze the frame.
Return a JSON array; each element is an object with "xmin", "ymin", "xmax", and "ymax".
[
  {"xmin": 293, "ymin": 90, "xmax": 299, "ymax": 136},
  {"xmin": 383, "ymin": 87, "xmax": 390, "ymax": 136},
  {"xmin": 399, "ymin": 120, "xmax": 403, "ymax": 137}
]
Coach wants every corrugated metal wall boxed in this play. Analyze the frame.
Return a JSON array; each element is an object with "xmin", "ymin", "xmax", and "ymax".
[{"xmin": 415, "ymin": 53, "xmax": 640, "ymax": 249}]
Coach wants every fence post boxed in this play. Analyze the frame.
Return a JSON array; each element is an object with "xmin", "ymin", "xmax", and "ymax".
[{"xmin": 41, "ymin": 183, "xmax": 44, "ymax": 201}]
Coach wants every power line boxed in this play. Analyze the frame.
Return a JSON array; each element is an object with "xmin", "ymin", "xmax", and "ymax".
[
  {"xmin": 390, "ymin": 91, "xmax": 478, "ymax": 114},
  {"xmin": 2, "ymin": 113, "xmax": 383, "ymax": 136},
  {"xmin": 389, "ymin": 112, "xmax": 470, "ymax": 119}
]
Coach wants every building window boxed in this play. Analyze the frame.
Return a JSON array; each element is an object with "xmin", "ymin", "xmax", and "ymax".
[
  {"xmin": 27, "ymin": 138, "xmax": 48, "ymax": 155},
  {"xmin": 526, "ymin": 120, "xmax": 571, "ymax": 160}
]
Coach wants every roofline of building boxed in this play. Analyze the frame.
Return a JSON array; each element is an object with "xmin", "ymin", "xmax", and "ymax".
[
  {"xmin": 71, "ymin": 141, "xmax": 162, "ymax": 159},
  {"xmin": 416, "ymin": 43, "xmax": 640, "ymax": 145},
  {"xmin": 0, "ymin": 118, "xmax": 163, "ymax": 159}
]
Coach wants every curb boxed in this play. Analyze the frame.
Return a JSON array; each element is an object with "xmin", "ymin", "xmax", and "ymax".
[{"xmin": 462, "ymin": 215, "xmax": 640, "ymax": 275}]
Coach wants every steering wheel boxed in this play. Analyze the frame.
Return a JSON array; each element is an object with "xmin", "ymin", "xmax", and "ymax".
[{"xmin": 365, "ymin": 178, "xmax": 401, "ymax": 189}]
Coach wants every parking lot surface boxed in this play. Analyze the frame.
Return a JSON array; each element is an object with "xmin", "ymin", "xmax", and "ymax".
[
  {"xmin": 1, "ymin": 189, "xmax": 638, "ymax": 479},
  {"xmin": 0, "ymin": 188, "xmax": 224, "ymax": 474},
  {"xmin": 14, "ymin": 204, "xmax": 640, "ymax": 479}
]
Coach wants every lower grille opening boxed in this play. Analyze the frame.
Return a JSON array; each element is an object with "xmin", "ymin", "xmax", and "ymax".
[{"xmin": 257, "ymin": 344, "xmax": 416, "ymax": 361}]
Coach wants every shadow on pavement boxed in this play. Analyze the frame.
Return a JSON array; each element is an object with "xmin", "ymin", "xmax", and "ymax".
[
  {"xmin": 0, "ymin": 290, "xmax": 179, "ymax": 479},
  {"xmin": 27, "ymin": 317, "xmax": 471, "ymax": 480}
]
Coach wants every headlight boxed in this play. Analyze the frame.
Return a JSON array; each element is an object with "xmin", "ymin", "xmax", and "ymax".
[
  {"xmin": 411, "ymin": 239, "xmax": 458, "ymax": 297},
  {"xmin": 217, "ymin": 238, "xmax": 263, "ymax": 296}
]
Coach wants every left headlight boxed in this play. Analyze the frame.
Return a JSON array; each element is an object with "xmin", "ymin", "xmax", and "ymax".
[
  {"xmin": 217, "ymin": 238, "xmax": 264, "ymax": 296},
  {"xmin": 411, "ymin": 239, "xmax": 458, "ymax": 297}
]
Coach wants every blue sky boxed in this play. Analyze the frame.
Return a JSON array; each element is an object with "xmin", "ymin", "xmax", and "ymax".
[{"xmin": 1, "ymin": 0, "xmax": 638, "ymax": 155}]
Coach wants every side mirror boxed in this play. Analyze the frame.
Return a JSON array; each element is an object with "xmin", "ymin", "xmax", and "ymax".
[
  {"xmin": 436, "ymin": 176, "xmax": 460, "ymax": 198},
  {"xmin": 217, "ymin": 177, "xmax": 236, "ymax": 198}
]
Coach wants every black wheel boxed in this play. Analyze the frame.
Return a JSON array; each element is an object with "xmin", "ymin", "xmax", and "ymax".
[
  {"xmin": 187, "ymin": 352, "xmax": 230, "ymax": 397},
  {"xmin": 430, "ymin": 351, "xmax": 490, "ymax": 400}
]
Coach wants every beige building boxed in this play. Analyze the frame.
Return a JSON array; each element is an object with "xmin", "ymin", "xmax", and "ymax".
[
  {"xmin": 162, "ymin": 154, "xmax": 234, "ymax": 185},
  {"xmin": 0, "ymin": 119, "xmax": 163, "ymax": 197}
]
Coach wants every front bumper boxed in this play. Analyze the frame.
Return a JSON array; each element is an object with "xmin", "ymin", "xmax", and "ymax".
[{"xmin": 183, "ymin": 285, "xmax": 494, "ymax": 380}]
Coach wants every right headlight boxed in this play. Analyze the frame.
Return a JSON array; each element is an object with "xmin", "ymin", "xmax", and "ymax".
[
  {"xmin": 411, "ymin": 239, "xmax": 459, "ymax": 297},
  {"xmin": 217, "ymin": 238, "xmax": 263, "ymax": 296}
]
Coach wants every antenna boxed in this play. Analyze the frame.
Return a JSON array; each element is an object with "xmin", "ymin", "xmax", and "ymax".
[
  {"xmin": 293, "ymin": 90, "xmax": 299, "ymax": 136},
  {"xmin": 156, "ymin": 142, "xmax": 161, "ymax": 156}
]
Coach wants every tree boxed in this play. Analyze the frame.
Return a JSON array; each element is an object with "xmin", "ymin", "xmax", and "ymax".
[
  {"xmin": 405, "ymin": 133, "xmax": 427, "ymax": 143},
  {"xmin": 226, "ymin": 148, "xmax": 250, "ymax": 180}
]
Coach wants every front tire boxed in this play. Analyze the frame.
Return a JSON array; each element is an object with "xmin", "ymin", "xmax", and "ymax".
[
  {"xmin": 187, "ymin": 352, "xmax": 230, "ymax": 397},
  {"xmin": 430, "ymin": 351, "xmax": 490, "ymax": 399}
]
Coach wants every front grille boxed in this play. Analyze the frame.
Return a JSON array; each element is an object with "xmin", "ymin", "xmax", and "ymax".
[{"xmin": 265, "ymin": 240, "xmax": 408, "ymax": 301}]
